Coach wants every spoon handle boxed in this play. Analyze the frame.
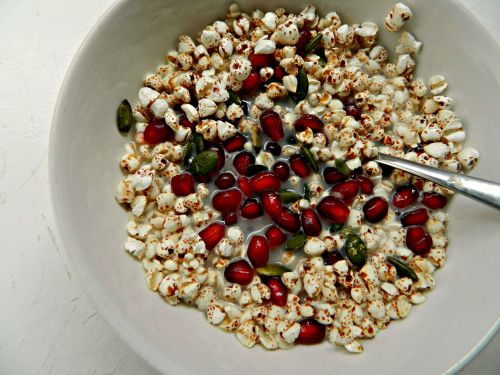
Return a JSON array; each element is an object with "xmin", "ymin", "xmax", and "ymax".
[{"xmin": 377, "ymin": 153, "xmax": 500, "ymax": 210}]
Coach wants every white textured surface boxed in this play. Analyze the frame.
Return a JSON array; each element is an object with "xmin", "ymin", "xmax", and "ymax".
[{"xmin": 0, "ymin": 0, "xmax": 498, "ymax": 374}]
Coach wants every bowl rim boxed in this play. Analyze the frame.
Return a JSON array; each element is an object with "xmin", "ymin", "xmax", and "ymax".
[{"xmin": 48, "ymin": 0, "xmax": 500, "ymax": 374}]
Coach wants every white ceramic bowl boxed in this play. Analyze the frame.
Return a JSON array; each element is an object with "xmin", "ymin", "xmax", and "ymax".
[{"xmin": 50, "ymin": 0, "xmax": 500, "ymax": 374}]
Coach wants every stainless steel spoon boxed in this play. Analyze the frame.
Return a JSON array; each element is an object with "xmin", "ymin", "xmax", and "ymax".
[{"xmin": 377, "ymin": 153, "xmax": 500, "ymax": 210}]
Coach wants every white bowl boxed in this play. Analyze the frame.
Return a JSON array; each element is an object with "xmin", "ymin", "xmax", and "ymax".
[{"xmin": 50, "ymin": 0, "xmax": 500, "ymax": 374}]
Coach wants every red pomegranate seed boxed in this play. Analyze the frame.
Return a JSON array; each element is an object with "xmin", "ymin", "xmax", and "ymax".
[
  {"xmin": 250, "ymin": 171, "xmax": 281, "ymax": 193},
  {"xmin": 401, "ymin": 208, "xmax": 429, "ymax": 227},
  {"xmin": 345, "ymin": 104, "xmax": 362, "ymax": 119},
  {"xmin": 354, "ymin": 175, "xmax": 374, "ymax": 195},
  {"xmin": 240, "ymin": 198, "xmax": 263, "ymax": 219},
  {"xmin": 265, "ymin": 225, "xmax": 286, "ymax": 247},
  {"xmin": 250, "ymin": 53, "xmax": 274, "ymax": 69},
  {"xmin": 266, "ymin": 278, "xmax": 288, "ymax": 306},
  {"xmin": 323, "ymin": 250, "xmax": 343, "ymax": 265},
  {"xmin": 265, "ymin": 141, "xmax": 282, "ymax": 156},
  {"xmin": 224, "ymin": 259, "xmax": 254, "ymax": 285},
  {"xmin": 194, "ymin": 174, "xmax": 212, "ymax": 183},
  {"xmin": 332, "ymin": 179, "xmax": 360, "ymax": 200},
  {"xmin": 272, "ymin": 161, "xmax": 290, "ymax": 181},
  {"xmin": 212, "ymin": 188, "xmax": 243, "ymax": 213},
  {"xmin": 223, "ymin": 212, "xmax": 238, "ymax": 225},
  {"xmin": 237, "ymin": 176, "xmax": 254, "ymax": 197},
  {"xmin": 178, "ymin": 113, "xmax": 195, "ymax": 129},
  {"xmin": 295, "ymin": 319, "xmax": 326, "ymax": 345},
  {"xmin": 215, "ymin": 172, "xmax": 236, "ymax": 189},
  {"xmin": 273, "ymin": 66, "xmax": 286, "ymax": 81},
  {"xmin": 317, "ymin": 196, "xmax": 350, "ymax": 224},
  {"xmin": 273, "ymin": 208, "xmax": 301, "ymax": 233},
  {"xmin": 259, "ymin": 110, "xmax": 284, "ymax": 142},
  {"xmin": 199, "ymin": 222, "xmax": 225, "ymax": 251},
  {"xmin": 144, "ymin": 119, "xmax": 173, "ymax": 144},
  {"xmin": 323, "ymin": 167, "xmax": 347, "ymax": 184},
  {"xmin": 295, "ymin": 28, "xmax": 312, "ymax": 54},
  {"xmin": 241, "ymin": 72, "xmax": 261, "ymax": 93},
  {"xmin": 208, "ymin": 144, "xmax": 225, "ymax": 172},
  {"xmin": 171, "ymin": 173, "xmax": 195, "ymax": 196},
  {"xmin": 363, "ymin": 196, "xmax": 389, "ymax": 223},
  {"xmin": 223, "ymin": 133, "xmax": 246, "ymax": 152},
  {"xmin": 300, "ymin": 209, "xmax": 322, "ymax": 236},
  {"xmin": 392, "ymin": 184, "xmax": 419, "ymax": 209},
  {"xmin": 233, "ymin": 151, "xmax": 255, "ymax": 175},
  {"xmin": 289, "ymin": 155, "xmax": 311, "ymax": 178},
  {"xmin": 421, "ymin": 192, "xmax": 448, "ymax": 210},
  {"xmin": 406, "ymin": 226, "xmax": 433, "ymax": 254},
  {"xmin": 247, "ymin": 235, "xmax": 270, "ymax": 267},
  {"xmin": 261, "ymin": 190, "xmax": 282, "ymax": 217},
  {"xmin": 294, "ymin": 114, "xmax": 324, "ymax": 133},
  {"xmin": 413, "ymin": 179, "xmax": 424, "ymax": 191}
]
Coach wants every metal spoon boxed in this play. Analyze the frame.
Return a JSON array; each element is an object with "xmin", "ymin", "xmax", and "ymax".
[{"xmin": 377, "ymin": 153, "xmax": 500, "ymax": 210}]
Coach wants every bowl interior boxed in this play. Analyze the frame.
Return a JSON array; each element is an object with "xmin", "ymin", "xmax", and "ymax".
[{"xmin": 50, "ymin": 0, "xmax": 500, "ymax": 374}]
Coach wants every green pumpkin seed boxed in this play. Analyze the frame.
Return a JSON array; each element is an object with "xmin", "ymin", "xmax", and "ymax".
[
  {"xmin": 286, "ymin": 232, "xmax": 307, "ymax": 251},
  {"xmin": 319, "ymin": 57, "xmax": 327, "ymax": 67},
  {"xmin": 345, "ymin": 236, "xmax": 367, "ymax": 267},
  {"xmin": 300, "ymin": 144, "xmax": 319, "ymax": 173},
  {"xmin": 256, "ymin": 264, "xmax": 290, "ymax": 277},
  {"xmin": 189, "ymin": 150, "xmax": 218, "ymax": 176},
  {"xmin": 280, "ymin": 189, "xmax": 302, "ymax": 204},
  {"xmin": 329, "ymin": 223, "xmax": 344, "ymax": 233},
  {"xmin": 226, "ymin": 90, "xmax": 242, "ymax": 106},
  {"xmin": 289, "ymin": 69, "xmax": 309, "ymax": 103},
  {"xmin": 245, "ymin": 164, "xmax": 268, "ymax": 177},
  {"xmin": 303, "ymin": 183, "xmax": 311, "ymax": 201},
  {"xmin": 183, "ymin": 136, "xmax": 194, "ymax": 166},
  {"xmin": 387, "ymin": 257, "xmax": 418, "ymax": 282},
  {"xmin": 116, "ymin": 99, "xmax": 132, "ymax": 133},
  {"xmin": 194, "ymin": 133, "xmax": 205, "ymax": 154},
  {"xmin": 304, "ymin": 32, "xmax": 323, "ymax": 54},
  {"xmin": 335, "ymin": 159, "xmax": 351, "ymax": 175},
  {"xmin": 250, "ymin": 125, "xmax": 262, "ymax": 153}
]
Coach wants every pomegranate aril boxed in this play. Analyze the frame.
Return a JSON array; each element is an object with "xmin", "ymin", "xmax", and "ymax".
[
  {"xmin": 237, "ymin": 176, "xmax": 254, "ymax": 197},
  {"xmin": 207, "ymin": 144, "xmax": 225, "ymax": 172},
  {"xmin": 392, "ymin": 184, "xmax": 419, "ymax": 209},
  {"xmin": 240, "ymin": 198, "xmax": 263, "ymax": 219},
  {"xmin": 223, "ymin": 211, "xmax": 238, "ymax": 225},
  {"xmin": 354, "ymin": 175, "xmax": 374, "ymax": 195},
  {"xmin": 250, "ymin": 171, "xmax": 281, "ymax": 193},
  {"xmin": 295, "ymin": 28, "xmax": 312, "ymax": 54},
  {"xmin": 212, "ymin": 188, "xmax": 243, "ymax": 213},
  {"xmin": 259, "ymin": 110, "xmax": 284, "ymax": 142},
  {"xmin": 323, "ymin": 167, "xmax": 347, "ymax": 184},
  {"xmin": 273, "ymin": 66, "xmax": 285, "ymax": 81},
  {"xmin": 300, "ymin": 209, "xmax": 322, "ymax": 236},
  {"xmin": 406, "ymin": 226, "xmax": 433, "ymax": 254},
  {"xmin": 421, "ymin": 192, "xmax": 448, "ymax": 210},
  {"xmin": 250, "ymin": 53, "xmax": 274, "ymax": 69},
  {"xmin": 260, "ymin": 190, "xmax": 282, "ymax": 217},
  {"xmin": 265, "ymin": 141, "xmax": 282, "ymax": 156},
  {"xmin": 332, "ymin": 179, "xmax": 359, "ymax": 200},
  {"xmin": 224, "ymin": 259, "xmax": 254, "ymax": 285},
  {"xmin": 345, "ymin": 104, "xmax": 362, "ymax": 119},
  {"xmin": 223, "ymin": 133, "xmax": 246, "ymax": 152},
  {"xmin": 317, "ymin": 196, "xmax": 350, "ymax": 224},
  {"xmin": 199, "ymin": 222, "xmax": 225, "ymax": 251},
  {"xmin": 289, "ymin": 155, "xmax": 310, "ymax": 178},
  {"xmin": 272, "ymin": 161, "xmax": 290, "ymax": 182},
  {"xmin": 265, "ymin": 225, "xmax": 286, "ymax": 247},
  {"xmin": 241, "ymin": 71, "xmax": 261, "ymax": 93},
  {"xmin": 215, "ymin": 172, "xmax": 236, "ymax": 189},
  {"xmin": 273, "ymin": 208, "xmax": 301, "ymax": 233},
  {"xmin": 363, "ymin": 197, "xmax": 389, "ymax": 223},
  {"xmin": 294, "ymin": 114, "xmax": 324, "ymax": 133},
  {"xmin": 247, "ymin": 235, "xmax": 270, "ymax": 267},
  {"xmin": 144, "ymin": 119, "xmax": 173, "ymax": 144},
  {"xmin": 295, "ymin": 319, "xmax": 326, "ymax": 345},
  {"xmin": 266, "ymin": 277, "xmax": 288, "ymax": 306},
  {"xmin": 233, "ymin": 151, "xmax": 255, "ymax": 175},
  {"xmin": 401, "ymin": 208, "xmax": 429, "ymax": 227},
  {"xmin": 171, "ymin": 173, "xmax": 195, "ymax": 196},
  {"xmin": 323, "ymin": 250, "xmax": 343, "ymax": 265},
  {"xmin": 194, "ymin": 174, "xmax": 212, "ymax": 183},
  {"xmin": 178, "ymin": 113, "xmax": 195, "ymax": 129}
]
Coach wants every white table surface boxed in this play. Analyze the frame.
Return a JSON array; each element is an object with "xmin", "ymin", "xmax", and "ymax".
[{"xmin": 0, "ymin": 0, "xmax": 498, "ymax": 374}]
